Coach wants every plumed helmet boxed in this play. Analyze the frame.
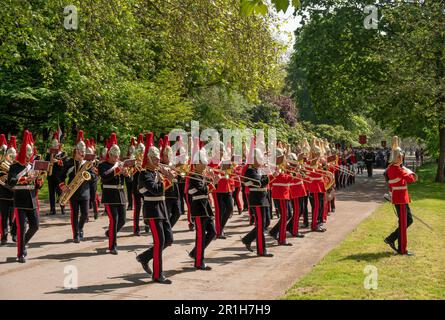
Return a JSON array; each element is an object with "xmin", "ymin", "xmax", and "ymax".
[
  {"xmin": 6, "ymin": 136, "xmax": 17, "ymax": 160},
  {"xmin": 50, "ymin": 132, "xmax": 60, "ymax": 149},
  {"xmin": 76, "ymin": 130, "xmax": 86, "ymax": 154},
  {"xmin": 16, "ymin": 130, "xmax": 34, "ymax": 165},
  {"xmin": 389, "ymin": 136, "xmax": 403, "ymax": 163},
  {"xmin": 107, "ymin": 133, "xmax": 120, "ymax": 159},
  {"xmin": 142, "ymin": 132, "xmax": 155, "ymax": 167},
  {"xmin": 0, "ymin": 134, "xmax": 7, "ymax": 154},
  {"xmin": 135, "ymin": 134, "xmax": 145, "ymax": 156},
  {"xmin": 85, "ymin": 139, "xmax": 94, "ymax": 155}
]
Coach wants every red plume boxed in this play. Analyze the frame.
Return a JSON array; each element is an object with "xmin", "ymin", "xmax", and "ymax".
[
  {"xmin": 16, "ymin": 131, "xmax": 32, "ymax": 165},
  {"xmin": 0, "ymin": 134, "xmax": 7, "ymax": 146},
  {"xmin": 8, "ymin": 136, "xmax": 17, "ymax": 150},
  {"xmin": 137, "ymin": 133, "xmax": 144, "ymax": 145}
]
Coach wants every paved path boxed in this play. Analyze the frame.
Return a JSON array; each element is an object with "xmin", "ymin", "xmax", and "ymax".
[{"xmin": 0, "ymin": 170, "xmax": 386, "ymax": 300}]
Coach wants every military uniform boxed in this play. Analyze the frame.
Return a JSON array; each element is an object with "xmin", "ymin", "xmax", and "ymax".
[
  {"xmin": 241, "ymin": 167, "xmax": 271, "ymax": 255},
  {"xmin": 307, "ymin": 168, "xmax": 326, "ymax": 232},
  {"xmin": 59, "ymin": 159, "xmax": 95, "ymax": 241},
  {"xmin": 45, "ymin": 150, "xmax": 66, "ymax": 215},
  {"xmin": 98, "ymin": 161, "xmax": 126, "ymax": 251},
  {"xmin": 136, "ymin": 169, "xmax": 173, "ymax": 281},
  {"xmin": 188, "ymin": 173, "xmax": 216, "ymax": 269},
  {"xmin": 269, "ymin": 172, "xmax": 293, "ymax": 245},
  {"xmin": 0, "ymin": 168, "xmax": 15, "ymax": 243}
]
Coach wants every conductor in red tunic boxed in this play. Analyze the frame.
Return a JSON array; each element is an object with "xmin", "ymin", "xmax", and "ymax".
[{"xmin": 384, "ymin": 136, "xmax": 417, "ymax": 256}]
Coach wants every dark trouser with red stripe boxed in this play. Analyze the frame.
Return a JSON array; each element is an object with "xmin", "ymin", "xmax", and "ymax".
[
  {"xmin": 309, "ymin": 192, "xmax": 324, "ymax": 230},
  {"xmin": 89, "ymin": 180, "xmax": 98, "ymax": 214},
  {"xmin": 0, "ymin": 202, "xmax": 15, "ymax": 241},
  {"xmin": 287, "ymin": 197, "xmax": 304, "ymax": 236},
  {"xmin": 242, "ymin": 185, "xmax": 248, "ymax": 211},
  {"xmin": 178, "ymin": 182, "xmax": 185, "ymax": 215},
  {"xmin": 133, "ymin": 193, "xmax": 143, "ymax": 233},
  {"xmin": 191, "ymin": 216, "xmax": 216, "ymax": 268},
  {"xmin": 166, "ymin": 198, "xmax": 181, "ymax": 228},
  {"xmin": 242, "ymin": 206, "xmax": 267, "ymax": 255},
  {"xmin": 104, "ymin": 204, "xmax": 126, "ymax": 250},
  {"xmin": 216, "ymin": 192, "xmax": 233, "ymax": 236},
  {"xmin": 138, "ymin": 218, "xmax": 173, "ymax": 280},
  {"xmin": 232, "ymin": 187, "xmax": 243, "ymax": 214},
  {"xmin": 15, "ymin": 209, "xmax": 39, "ymax": 258},
  {"xmin": 69, "ymin": 199, "xmax": 89, "ymax": 239},
  {"xmin": 48, "ymin": 178, "xmax": 64, "ymax": 214},
  {"xmin": 125, "ymin": 178, "xmax": 133, "ymax": 209},
  {"xmin": 302, "ymin": 196, "xmax": 309, "ymax": 225},
  {"xmin": 270, "ymin": 199, "xmax": 291, "ymax": 244},
  {"xmin": 386, "ymin": 204, "xmax": 413, "ymax": 254}
]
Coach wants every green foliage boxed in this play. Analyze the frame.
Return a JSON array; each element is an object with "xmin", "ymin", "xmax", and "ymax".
[{"xmin": 240, "ymin": 0, "xmax": 301, "ymax": 16}]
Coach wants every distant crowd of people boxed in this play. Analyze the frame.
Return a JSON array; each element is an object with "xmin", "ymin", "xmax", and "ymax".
[{"xmin": 351, "ymin": 147, "xmax": 424, "ymax": 177}]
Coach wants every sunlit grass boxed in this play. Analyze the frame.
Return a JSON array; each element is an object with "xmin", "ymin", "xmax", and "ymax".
[{"xmin": 283, "ymin": 164, "xmax": 445, "ymax": 300}]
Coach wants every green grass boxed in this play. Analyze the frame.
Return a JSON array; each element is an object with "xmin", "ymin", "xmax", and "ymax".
[{"xmin": 283, "ymin": 164, "xmax": 445, "ymax": 300}]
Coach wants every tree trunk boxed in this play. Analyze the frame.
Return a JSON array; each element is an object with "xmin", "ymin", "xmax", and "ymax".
[{"xmin": 435, "ymin": 124, "xmax": 445, "ymax": 183}]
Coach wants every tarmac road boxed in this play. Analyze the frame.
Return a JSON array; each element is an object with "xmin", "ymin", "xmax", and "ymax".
[{"xmin": 0, "ymin": 169, "xmax": 386, "ymax": 300}]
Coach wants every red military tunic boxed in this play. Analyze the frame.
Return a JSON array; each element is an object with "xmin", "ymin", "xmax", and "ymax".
[
  {"xmin": 270, "ymin": 172, "xmax": 292, "ymax": 200},
  {"xmin": 289, "ymin": 174, "xmax": 307, "ymax": 199},
  {"xmin": 386, "ymin": 164, "xmax": 416, "ymax": 204},
  {"xmin": 307, "ymin": 169, "xmax": 326, "ymax": 193}
]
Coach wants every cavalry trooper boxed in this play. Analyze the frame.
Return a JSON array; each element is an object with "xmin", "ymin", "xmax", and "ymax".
[
  {"xmin": 8, "ymin": 130, "xmax": 43, "ymax": 263},
  {"xmin": 136, "ymin": 142, "xmax": 174, "ymax": 284},
  {"xmin": 131, "ymin": 133, "xmax": 147, "ymax": 236},
  {"xmin": 188, "ymin": 148, "xmax": 218, "ymax": 271},
  {"xmin": 45, "ymin": 132, "xmax": 66, "ymax": 216},
  {"xmin": 384, "ymin": 136, "xmax": 417, "ymax": 256},
  {"xmin": 98, "ymin": 133, "xmax": 126, "ymax": 255},
  {"xmin": 59, "ymin": 131, "xmax": 96, "ymax": 243},
  {"xmin": 0, "ymin": 136, "xmax": 17, "ymax": 244},
  {"xmin": 125, "ymin": 137, "xmax": 136, "ymax": 211},
  {"xmin": 269, "ymin": 148, "xmax": 293, "ymax": 246},
  {"xmin": 241, "ymin": 148, "xmax": 274, "ymax": 257},
  {"xmin": 160, "ymin": 135, "xmax": 182, "ymax": 228}
]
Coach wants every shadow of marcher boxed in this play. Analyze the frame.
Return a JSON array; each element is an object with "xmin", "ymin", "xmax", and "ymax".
[{"xmin": 340, "ymin": 251, "xmax": 394, "ymax": 262}]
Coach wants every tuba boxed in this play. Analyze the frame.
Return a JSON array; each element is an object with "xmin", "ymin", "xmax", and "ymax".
[{"xmin": 58, "ymin": 161, "xmax": 93, "ymax": 206}]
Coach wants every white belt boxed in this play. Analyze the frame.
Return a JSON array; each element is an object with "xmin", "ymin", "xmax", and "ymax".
[
  {"xmin": 193, "ymin": 195, "xmax": 208, "ymax": 200},
  {"xmin": 249, "ymin": 188, "xmax": 267, "ymax": 192},
  {"xmin": 13, "ymin": 185, "xmax": 35, "ymax": 190},
  {"xmin": 290, "ymin": 182, "xmax": 304, "ymax": 186},
  {"xmin": 103, "ymin": 185, "xmax": 124, "ymax": 190},
  {"xmin": 310, "ymin": 177, "xmax": 323, "ymax": 181},
  {"xmin": 273, "ymin": 183, "xmax": 291, "ymax": 187},
  {"xmin": 144, "ymin": 196, "xmax": 165, "ymax": 201},
  {"xmin": 391, "ymin": 186, "xmax": 407, "ymax": 191},
  {"xmin": 388, "ymin": 178, "xmax": 401, "ymax": 184}
]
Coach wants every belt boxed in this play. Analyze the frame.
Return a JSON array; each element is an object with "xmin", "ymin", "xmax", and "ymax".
[
  {"xmin": 391, "ymin": 186, "xmax": 407, "ymax": 191},
  {"xmin": 273, "ymin": 183, "xmax": 291, "ymax": 187},
  {"xmin": 13, "ymin": 185, "xmax": 35, "ymax": 190},
  {"xmin": 310, "ymin": 177, "xmax": 323, "ymax": 181},
  {"xmin": 249, "ymin": 188, "xmax": 267, "ymax": 192},
  {"xmin": 193, "ymin": 195, "xmax": 208, "ymax": 200},
  {"xmin": 144, "ymin": 196, "xmax": 165, "ymax": 201},
  {"xmin": 388, "ymin": 178, "xmax": 401, "ymax": 184},
  {"xmin": 290, "ymin": 182, "xmax": 304, "ymax": 186},
  {"xmin": 103, "ymin": 185, "xmax": 124, "ymax": 190}
]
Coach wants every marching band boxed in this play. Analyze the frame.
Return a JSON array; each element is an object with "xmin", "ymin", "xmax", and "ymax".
[{"xmin": 0, "ymin": 129, "xmax": 416, "ymax": 282}]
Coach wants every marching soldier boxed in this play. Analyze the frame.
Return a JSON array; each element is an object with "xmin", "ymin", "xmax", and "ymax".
[
  {"xmin": 188, "ymin": 148, "xmax": 217, "ymax": 270},
  {"xmin": 132, "ymin": 133, "xmax": 147, "ymax": 236},
  {"xmin": 98, "ymin": 133, "xmax": 126, "ymax": 255},
  {"xmin": 160, "ymin": 135, "xmax": 182, "ymax": 228},
  {"xmin": 45, "ymin": 132, "xmax": 66, "ymax": 216},
  {"xmin": 287, "ymin": 153, "xmax": 306, "ymax": 238},
  {"xmin": 8, "ymin": 130, "xmax": 43, "ymax": 263},
  {"xmin": 0, "ymin": 136, "xmax": 17, "ymax": 244},
  {"xmin": 384, "ymin": 136, "xmax": 417, "ymax": 256},
  {"xmin": 307, "ymin": 145, "xmax": 327, "ymax": 232},
  {"xmin": 136, "ymin": 142, "xmax": 174, "ymax": 284},
  {"xmin": 241, "ymin": 148, "xmax": 273, "ymax": 257},
  {"xmin": 58, "ymin": 131, "xmax": 96, "ymax": 243},
  {"xmin": 269, "ymin": 148, "xmax": 293, "ymax": 246}
]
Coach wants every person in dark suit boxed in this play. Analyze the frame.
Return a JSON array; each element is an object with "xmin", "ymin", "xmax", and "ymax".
[{"xmin": 364, "ymin": 148, "xmax": 375, "ymax": 177}]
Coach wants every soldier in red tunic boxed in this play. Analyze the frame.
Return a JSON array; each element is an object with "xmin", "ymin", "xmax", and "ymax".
[{"xmin": 384, "ymin": 136, "xmax": 417, "ymax": 256}]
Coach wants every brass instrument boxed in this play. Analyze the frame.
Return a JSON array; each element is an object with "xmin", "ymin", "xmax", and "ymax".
[
  {"xmin": 0, "ymin": 160, "xmax": 11, "ymax": 187},
  {"xmin": 58, "ymin": 161, "xmax": 93, "ymax": 206}
]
